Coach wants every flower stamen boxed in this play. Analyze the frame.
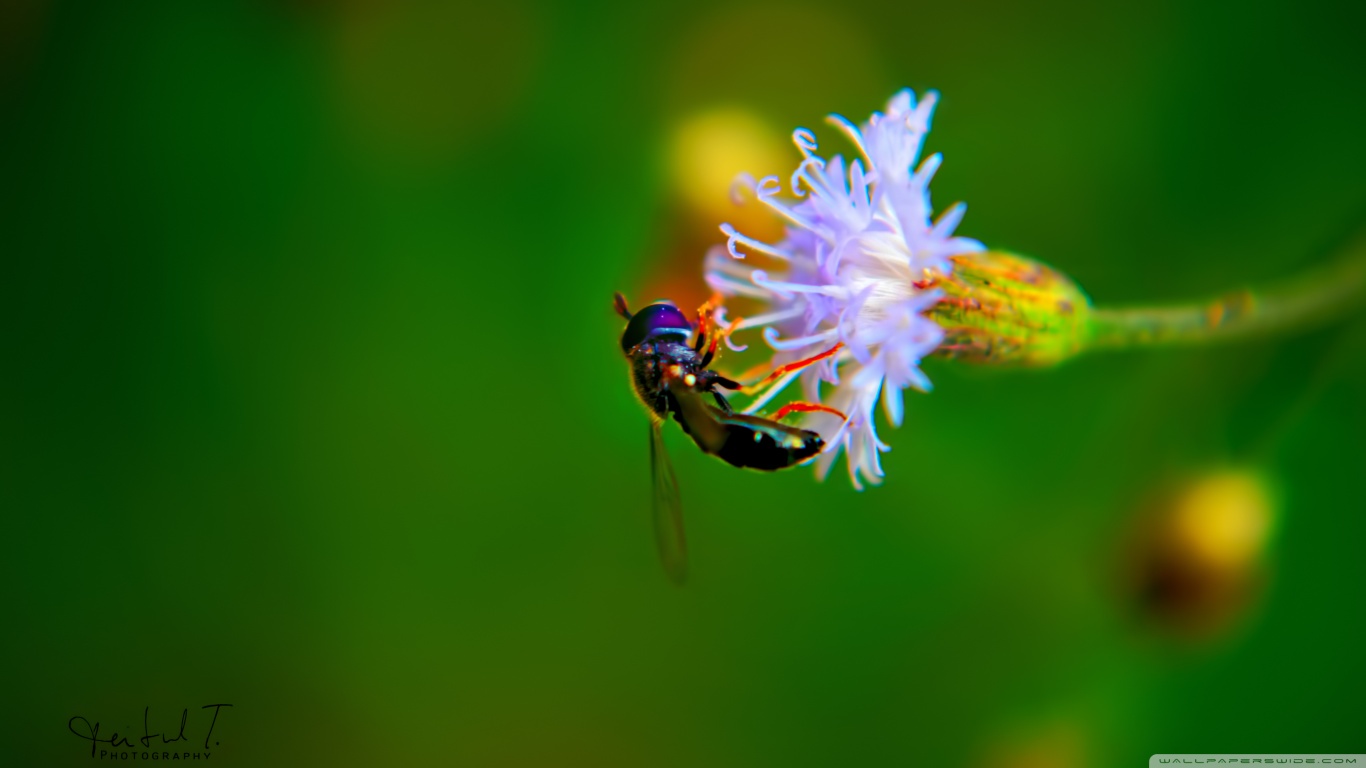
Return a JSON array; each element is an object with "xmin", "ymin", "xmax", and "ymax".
[
  {"xmin": 762, "ymin": 326, "xmax": 839, "ymax": 351},
  {"xmin": 824, "ymin": 113, "xmax": 872, "ymax": 169},
  {"xmin": 721, "ymin": 223, "xmax": 794, "ymax": 260}
]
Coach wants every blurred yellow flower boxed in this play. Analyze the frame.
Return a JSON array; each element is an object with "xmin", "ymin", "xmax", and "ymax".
[
  {"xmin": 1168, "ymin": 468, "xmax": 1277, "ymax": 573},
  {"xmin": 668, "ymin": 108, "xmax": 788, "ymax": 243}
]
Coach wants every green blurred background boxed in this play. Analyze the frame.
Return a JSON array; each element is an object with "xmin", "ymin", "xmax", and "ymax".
[{"xmin": 4, "ymin": 0, "xmax": 1365, "ymax": 765}]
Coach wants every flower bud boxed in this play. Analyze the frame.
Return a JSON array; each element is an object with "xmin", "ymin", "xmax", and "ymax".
[
  {"xmin": 926, "ymin": 251, "xmax": 1092, "ymax": 366},
  {"xmin": 1123, "ymin": 467, "xmax": 1279, "ymax": 641}
]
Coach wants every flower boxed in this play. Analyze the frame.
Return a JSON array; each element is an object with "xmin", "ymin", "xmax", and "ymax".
[{"xmin": 704, "ymin": 89, "xmax": 984, "ymax": 489}]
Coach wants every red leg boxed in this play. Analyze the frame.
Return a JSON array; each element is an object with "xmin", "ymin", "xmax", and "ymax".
[
  {"xmin": 693, "ymin": 310, "xmax": 709, "ymax": 353},
  {"xmin": 693, "ymin": 293, "xmax": 721, "ymax": 353},
  {"xmin": 772, "ymin": 401, "xmax": 847, "ymax": 421},
  {"xmin": 743, "ymin": 343, "xmax": 844, "ymax": 393},
  {"xmin": 726, "ymin": 359, "xmax": 776, "ymax": 384},
  {"xmin": 701, "ymin": 314, "xmax": 742, "ymax": 367}
]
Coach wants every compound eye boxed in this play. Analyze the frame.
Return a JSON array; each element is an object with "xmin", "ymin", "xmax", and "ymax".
[{"xmin": 620, "ymin": 303, "xmax": 693, "ymax": 352}]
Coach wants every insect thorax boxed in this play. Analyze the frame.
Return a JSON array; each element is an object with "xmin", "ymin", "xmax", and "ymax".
[{"xmin": 629, "ymin": 339, "xmax": 700, "ymax": 418}]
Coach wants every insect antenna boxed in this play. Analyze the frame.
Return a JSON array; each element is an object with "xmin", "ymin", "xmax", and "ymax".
[{"xmin": 613, "ymin": 292, "xmax": 633, "ymax": 320}]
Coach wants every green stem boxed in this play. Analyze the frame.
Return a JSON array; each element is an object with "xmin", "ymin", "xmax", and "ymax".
[{"xmin": 1085, "ymin": 228, "xmax": 1366, "ymax": 351}]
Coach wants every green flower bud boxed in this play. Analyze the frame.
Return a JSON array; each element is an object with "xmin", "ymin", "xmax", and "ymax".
[{"xmin": 926, "ymin": 251, "xmax": 1092, "ymax": 366}]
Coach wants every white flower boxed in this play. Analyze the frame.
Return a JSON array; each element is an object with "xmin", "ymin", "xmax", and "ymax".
[{"xmin": 705, "ymin": 89, "xmax": 983, "ymax": 489}]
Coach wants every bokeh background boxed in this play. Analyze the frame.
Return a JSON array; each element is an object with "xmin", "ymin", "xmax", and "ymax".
[{"xmin": 4, "ymin": 0, "xmax": 1365, "ymax": 765}]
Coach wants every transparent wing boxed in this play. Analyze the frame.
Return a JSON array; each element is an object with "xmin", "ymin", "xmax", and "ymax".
[{"xmin": 649, "ymin": 419, "xmax": 688, "ymax": 584}]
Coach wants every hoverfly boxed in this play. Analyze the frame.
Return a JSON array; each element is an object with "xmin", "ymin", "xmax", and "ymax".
[{"xmin": 613, "ymin": 292, "xmax": 846, "ymax": 583}]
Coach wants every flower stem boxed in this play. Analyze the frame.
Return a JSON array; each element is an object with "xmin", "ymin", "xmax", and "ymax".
[{"xmin": 1085, "ymin": 227, "xmax": 1366, "ymax": 351}]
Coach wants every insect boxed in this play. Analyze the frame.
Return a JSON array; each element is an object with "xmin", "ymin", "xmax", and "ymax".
[{"xmin": 613, "ymin": 292, "xmax": 846, "ymax": 583}]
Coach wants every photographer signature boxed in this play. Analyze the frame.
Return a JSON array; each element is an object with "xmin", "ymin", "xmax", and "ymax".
[{"xmin": 68, "ymin": 704, "xmax": 232, "ymax": 758}]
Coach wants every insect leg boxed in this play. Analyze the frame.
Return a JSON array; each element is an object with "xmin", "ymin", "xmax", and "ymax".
[
  {"xmin": 692, "ymin": 293, "xmax": 724, "ymax": 354},
  {"xmin": 741, "ymin": 343, "xmax": 844, "ymax": 394},
  {"xmin": 712, "ymin": 390, "xmax": 734, "ymax": 415},
  {"xmin": 700, "ymin": 314, "xmax": 743, "ymax": 368},
  {"xmin": 771, "ymin": 401, "xmax": 847, "ymax": 421}
]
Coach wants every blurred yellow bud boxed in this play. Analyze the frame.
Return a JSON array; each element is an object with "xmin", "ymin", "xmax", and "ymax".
[
  {"xmin": 667, "ymin": 108, "xmax": 788, "ymax": 242},
  {"xmin": 1168, "ymin": 469, "xmax": 1277, "ymax": 572},
  {"xmin": 1124, "ymin": 467, "xmax": 1279, "ymax": 640}
]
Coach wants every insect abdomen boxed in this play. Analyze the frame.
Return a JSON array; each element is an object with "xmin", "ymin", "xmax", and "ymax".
[{"xmin": 708, "ymin": 411, "xmax": 824, "ymax": 471}]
